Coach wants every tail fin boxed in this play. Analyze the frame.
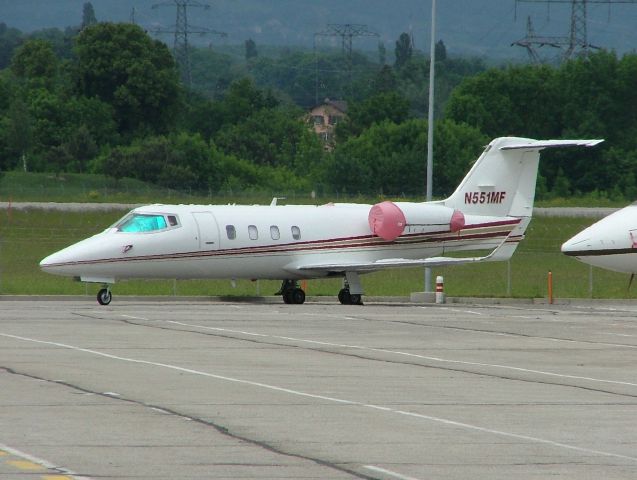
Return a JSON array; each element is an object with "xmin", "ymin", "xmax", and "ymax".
[
  {"xmin": 442, "ymin": 137, "xmax": 603, "ymax": 262},
  {"xmin": 443, "ymin": 137, "xmax": 603, "ymax": 218}
]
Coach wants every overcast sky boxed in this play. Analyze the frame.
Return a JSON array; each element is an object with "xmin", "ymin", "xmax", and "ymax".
[{"xmin": 2, "ymin": 0, "xmax": 636, "ymax": 60}]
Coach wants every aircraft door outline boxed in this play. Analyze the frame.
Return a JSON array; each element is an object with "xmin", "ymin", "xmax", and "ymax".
[{"xmin": 192, "ymin": 212, "xmax": 220, "ymax": 250}]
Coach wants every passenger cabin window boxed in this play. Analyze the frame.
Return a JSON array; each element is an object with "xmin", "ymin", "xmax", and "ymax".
[
  {"xmin": 291, "ymin": 225, "xmax": 301, "ymax": 240},
  {"xmin": 248, "ymin": 225, "xmax": 258, "ymax": 240},
  {"xmin": 117, "ymin": 214, "xmax": 168, "ymax": 233},
  {"xmin": 270, "ymin": 225, "xmax": 280, "ymax": 240},
  {"xmin": 226, "ymin": 225, "xmax": 236, "ymax": 240},
  {"xmin": 167, "ymin": 215, "xmax": 179, "ymax": 227}
]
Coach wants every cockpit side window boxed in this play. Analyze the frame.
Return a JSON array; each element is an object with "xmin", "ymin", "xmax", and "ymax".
[{"xmin": 117, "ymin": 214, "xmax": 168, "ymax": 233}]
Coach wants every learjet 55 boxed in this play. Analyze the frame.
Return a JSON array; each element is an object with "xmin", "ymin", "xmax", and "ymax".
[{"xmin": 41, "ymin": 137, "xmax": 602, "ymax": 305}]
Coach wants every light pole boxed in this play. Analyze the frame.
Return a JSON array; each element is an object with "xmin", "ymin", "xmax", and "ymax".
[{"xmin": 425, "ymin": 0, "xmax": 436, "ymax": 293}]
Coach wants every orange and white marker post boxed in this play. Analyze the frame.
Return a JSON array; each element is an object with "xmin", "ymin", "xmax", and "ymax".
[{"xmin": 435, "ymin": 276, "xmax": 445, "ymax": 304}]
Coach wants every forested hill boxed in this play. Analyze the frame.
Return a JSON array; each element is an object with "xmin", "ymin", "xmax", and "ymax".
[
  {"xmin": 1, "ymin": 10, "xmax": 637, "ymax": 202},
  {"xmin": 3, "ymin": 0, "xmax": 637, "ymax": 59}
]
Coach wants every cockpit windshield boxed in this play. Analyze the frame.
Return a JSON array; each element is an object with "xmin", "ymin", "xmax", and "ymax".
[{"xmin": 116, "ymin": 214, "xmax": 168, "ymax": 233}]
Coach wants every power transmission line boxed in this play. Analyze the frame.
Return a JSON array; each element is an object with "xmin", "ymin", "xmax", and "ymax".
[
  {"xmin": 512, "ymin": 0, "xmax": 637, "ymax": 63},
  {"xmin": 151, "ymin": 0, "xmax": 227, "ymax": 87},
  {"xmin": 313, "ymin": 23, "xmax": 379, "ymax": 103}
]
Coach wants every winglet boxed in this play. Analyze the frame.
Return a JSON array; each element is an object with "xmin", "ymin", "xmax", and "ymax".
[{"xmin": 419, "ymin": 230, "xmax": 516, "ymax": 267}]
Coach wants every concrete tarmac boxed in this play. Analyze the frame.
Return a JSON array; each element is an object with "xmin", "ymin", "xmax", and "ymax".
[{"xmin": 0, "ymin": 300, "xmax": 636, "ymax": 479}]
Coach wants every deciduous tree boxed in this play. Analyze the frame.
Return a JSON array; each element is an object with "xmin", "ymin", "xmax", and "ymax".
[{"xmin": 74, "ymin": 23, "xmax": 181, "ymax": 136}]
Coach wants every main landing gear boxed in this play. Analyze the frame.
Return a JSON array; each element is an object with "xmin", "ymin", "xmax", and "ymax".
[
  {"xmin": 277, "ymin": 280, "xmax": 306, "ymax": 304},
  {"xmin": 338, "ymin": 272, "xmax": 364, "ymax": 305},
  {"xmin": 338, "ymin": 288, "xmax": 363, "ymax": 305},
  {"xmin": 97, "ymin": 286, "xmax": 112, "ymax": 306},
  {"xmin": 277, "ymin": 272, "xmax": 365, "ymax": 306}
]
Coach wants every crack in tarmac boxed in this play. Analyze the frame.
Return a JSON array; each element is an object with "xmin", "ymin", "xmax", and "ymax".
[{"xmin": 0, "ymin": 366, "xmax": 378, "ymax": 480}]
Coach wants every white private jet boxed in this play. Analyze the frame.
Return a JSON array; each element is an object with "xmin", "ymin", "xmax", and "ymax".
[
  {"xmin": 41, "ymin": 136, "xmax": 602, "ymax": 306},
  {"xmin": 561, "ymin": 203, "xmax": 637, "ymax": 275}
]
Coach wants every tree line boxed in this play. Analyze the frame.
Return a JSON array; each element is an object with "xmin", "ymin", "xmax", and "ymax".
[{"xmin": 0, "ymin": 18, "xmax": 635, "ymax": 200}]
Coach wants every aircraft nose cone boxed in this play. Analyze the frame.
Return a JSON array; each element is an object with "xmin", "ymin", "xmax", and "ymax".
[
  {"xmin": 39, "ymin": 251, "xmax": 64, "ymax": 273},
  {"xmin": 561, "ymin": 236, "xmax": 590, "ymax": 255}
]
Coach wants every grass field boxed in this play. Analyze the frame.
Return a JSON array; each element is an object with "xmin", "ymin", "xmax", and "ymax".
[
  {"xmin": 0, "ymin": 171, "xmax": 370, "ymax": 205},
  {"xmin": 1, "ymin": 207, "xmax": 634, "ymax": 300}
]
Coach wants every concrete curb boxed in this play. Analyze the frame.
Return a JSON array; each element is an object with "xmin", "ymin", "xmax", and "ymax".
[{"xmin": 2, "ymin": 294, "xmax": 637, "ymax": 307}]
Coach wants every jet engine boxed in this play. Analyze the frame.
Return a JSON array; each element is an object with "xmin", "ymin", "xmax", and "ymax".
[{"xmin": 368, "ymin": 201, "xmax": 465, "ymax": 241}]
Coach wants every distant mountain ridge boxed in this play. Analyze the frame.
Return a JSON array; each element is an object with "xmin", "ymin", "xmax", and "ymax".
[{"xmin": 2, "ymin": 0, "xmax": 637, "ymax": 60}]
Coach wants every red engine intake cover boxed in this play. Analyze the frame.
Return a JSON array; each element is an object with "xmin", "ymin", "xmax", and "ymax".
[
  {"xmin": 450, "ymin": 209, "xmax": 465, "ymax": 232},
  {"xmin": 368, "ymin": 201, "xmax": 406, "ymax": 241}
]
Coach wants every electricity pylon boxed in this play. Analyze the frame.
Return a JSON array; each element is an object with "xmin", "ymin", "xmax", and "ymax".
[
  {"xmin": 152, "ymin": 0, "xmax": 227, "ymax": 87},
  {"xmin": 313, "ymin": 23, "xmax": 379, "ymax": 101},
  {"xmin": 513, "ymin": 0, "xmax": 637, "ymax": 63}
]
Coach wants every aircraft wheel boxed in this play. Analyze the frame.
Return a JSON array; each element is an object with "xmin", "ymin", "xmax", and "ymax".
[
  {"xmin": 97, "ymin": 288, "xmax": 112, "ymax": 306},
  {"xmin": 291, "ymin": 288, "xmax": 306, "ymax": 305},
  {"xmin": 338, "ymin": 288, "xmax": 351, "ymax": 305},
  {"xmin": 282, "ymin": 290, "xmax": 293, "ymax": 304},
  {"xmin": 349, "ymin": 294, "xmax": 363, "ymax": 305}
]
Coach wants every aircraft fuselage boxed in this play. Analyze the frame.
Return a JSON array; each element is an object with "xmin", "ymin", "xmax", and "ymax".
[{"xmin": 40, "ymin": 202, "xmax": 518, "ymax": 284}]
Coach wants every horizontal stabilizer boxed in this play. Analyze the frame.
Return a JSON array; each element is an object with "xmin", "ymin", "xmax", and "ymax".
[{"xmin": 499, "ymin": 139, "xmax": 603, "ymax": 151}]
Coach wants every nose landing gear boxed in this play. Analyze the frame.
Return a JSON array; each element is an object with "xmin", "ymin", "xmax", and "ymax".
[{"xmin": 97, "ymin": 287, "xmax": 112, "ymax": 305}]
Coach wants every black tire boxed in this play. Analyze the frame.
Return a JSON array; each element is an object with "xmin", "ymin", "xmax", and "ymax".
[
  {"xmin": 338, "ymin": 288, "xmax": 351, "ymax": 305},
  {"xmin": 349, "ymin": 294, "xmax": 363, "ymax": 305},
  {"xmin": 291, "ymin": 288, "xmax": 306, "ymax": 304},
  {"xmin": 282, "ymin": 291, "xmax": 293, "ymax": 304},
  {"xmin": 97, "ymin": 288, "xmax": 112, "ymax": 306}
]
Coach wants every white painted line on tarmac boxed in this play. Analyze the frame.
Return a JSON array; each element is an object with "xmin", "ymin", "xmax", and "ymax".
[
  {"xmin": 0, "ymin": 442, "xmax": 92, "ymax": 480},
  {"xmin": 165, "ymin": 320, "xmax": 637, "ymax": 388},
  {"xmin": 2, "ymin": 332, "xmax": 636, "ymax": 464},
  {"xmin": 364, "ymin": 465, "xmax": 422, "ymax": 480},
  {"xmin": 121, "ymin": 315, "xmax": 149, "ymax": 321},
  {"xmin": 437, "ymin": 307, "xmax": 483, "ymax": 316}
]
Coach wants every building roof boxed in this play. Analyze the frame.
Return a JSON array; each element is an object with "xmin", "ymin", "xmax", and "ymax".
[{"xmin": 312, "ymin": 98, "xmax": 348, "ymax": 114}]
